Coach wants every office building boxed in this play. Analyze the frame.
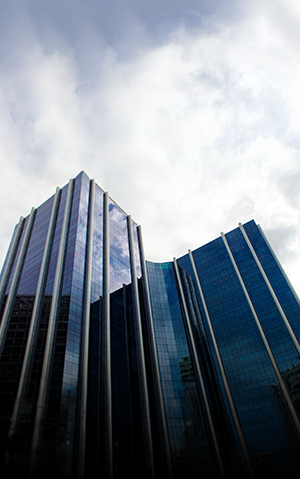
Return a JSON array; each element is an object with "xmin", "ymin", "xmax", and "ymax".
[{"xmin": 1, "ymin": 171, "xmax": 300, "ymax": 479}]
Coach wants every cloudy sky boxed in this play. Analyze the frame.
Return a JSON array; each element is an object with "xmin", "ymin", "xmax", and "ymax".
[{"xmin": 0, "ymin": 0, "xmax": 300, "ymax": 295}]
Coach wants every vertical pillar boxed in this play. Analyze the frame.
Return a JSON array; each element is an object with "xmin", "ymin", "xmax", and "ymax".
[
  {"xmin": 127, "ymin": 217, "xmax": 155, "ymax": 479},
  {"xmin": 238, "ymin": 222, "xmax": 300, "ymax": 356},
  {"xmin": 0, "ymin": 207, "xmax": 36, "ymax": 359},
  {"xmin": 221, "ymin": 232, "xmax": 300, "ymax": 437},
  {"xmin": 188, "ymin": 249, "xmax": 255, "ymax": 479},
  {"xmin": 0, "ymin": 216, "xmax": 25, "ymax": 312},
  {"xmin": 102, "ymin": 192, "xmax": 113, "ymax": 479},
  {"xmin": 9, "ymin": 187, "xmax": 61, "ymax": 439},
  {"xmin": 173, "ymin": 258, "xmax": 226, "ymax": 479},
  {"xmin": 137, "ymin": 225, "xmax": 173, "ymax": 479},
  {"xmin": 30, "ymin": 179, "xmax": 74, "ymax": 475},
  {"xmin": 77, "ymin": 179, "xmax": 95, "ymax": 478}
]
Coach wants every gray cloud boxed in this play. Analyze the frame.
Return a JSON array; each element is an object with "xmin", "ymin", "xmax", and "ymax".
[{"xmin": 0, "ymin": 0, "xmax": 245, "ymax": 73}]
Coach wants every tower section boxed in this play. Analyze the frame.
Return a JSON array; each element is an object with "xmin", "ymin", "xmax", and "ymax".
[{"xmin": 0, "ymin": 172, "xmax": 168, "ymax": 479}]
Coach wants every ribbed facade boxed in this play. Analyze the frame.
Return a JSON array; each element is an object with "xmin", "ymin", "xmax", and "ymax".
[{"xmin": 1, "ymin": 171, "xmax": 300, "ymax": 479}]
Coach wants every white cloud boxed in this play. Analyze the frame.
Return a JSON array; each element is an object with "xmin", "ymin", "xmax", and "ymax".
[{"xmin": 0, "ymin": 0, "xmax": 300, "ymax": 296}]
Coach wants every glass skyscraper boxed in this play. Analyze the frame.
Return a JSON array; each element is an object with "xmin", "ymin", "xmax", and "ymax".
[{"xmin": 1, "ymin": 171, "xmax": 300, "ymax": 479}]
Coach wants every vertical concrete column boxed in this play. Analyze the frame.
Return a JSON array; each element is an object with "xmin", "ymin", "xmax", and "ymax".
[
  {"xmin": 238, "ymin": 222, "xmax": 300, "ymax": 356},
  {"xmin": 137, "ymin": 225, "xmax": 173, "ymax": 479},
  {"xmin": 127, "ymin": 217, "xmax": 155, "ymax": 479},
  {"xmin": 30, "ymin": 179, "xmax": 74, "ymax": 475},
  {"xmin": 9, "ymin": 187, "xmax": 61, "ymax": 439},
  {"xmin": 77, "ymin": 179, "xmax": 95, "ymax": 479},
  {"xmin": 0, "ymin": 207, "xmax": 36, "ymax": 359},
  {"xmin": 102, "ymin": 192, "xmax": 113, "ymax": 479},
  {"xmin": 173, "ymin": 257, "xmax": 226, "ymax": 479},
  {"xmin": 188, "ymin": 249, "xmax": 256, "ymax": 479},
  {"xmin": 222, "ymin": 232, "xmax": 300, "ymax": 438},
  {"xmin": 0, "ymin": 216, "xmax": 25, "ymax": 311}
]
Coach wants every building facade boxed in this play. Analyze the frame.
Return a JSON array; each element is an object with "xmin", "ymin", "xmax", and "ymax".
[{"xmin": 1, "ymin": 171, "xmax": 300, "ymax": 479}]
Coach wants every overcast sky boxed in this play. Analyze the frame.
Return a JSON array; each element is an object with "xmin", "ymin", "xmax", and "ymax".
[{"xmin": 0, "ymin": 0, "xmax": 300, "ymax": 295}]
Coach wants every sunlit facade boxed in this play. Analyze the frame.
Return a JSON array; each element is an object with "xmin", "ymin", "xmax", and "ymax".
[{"xmin": 1, "ymin": 171, "xmax": 300, "ymax": 479}]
